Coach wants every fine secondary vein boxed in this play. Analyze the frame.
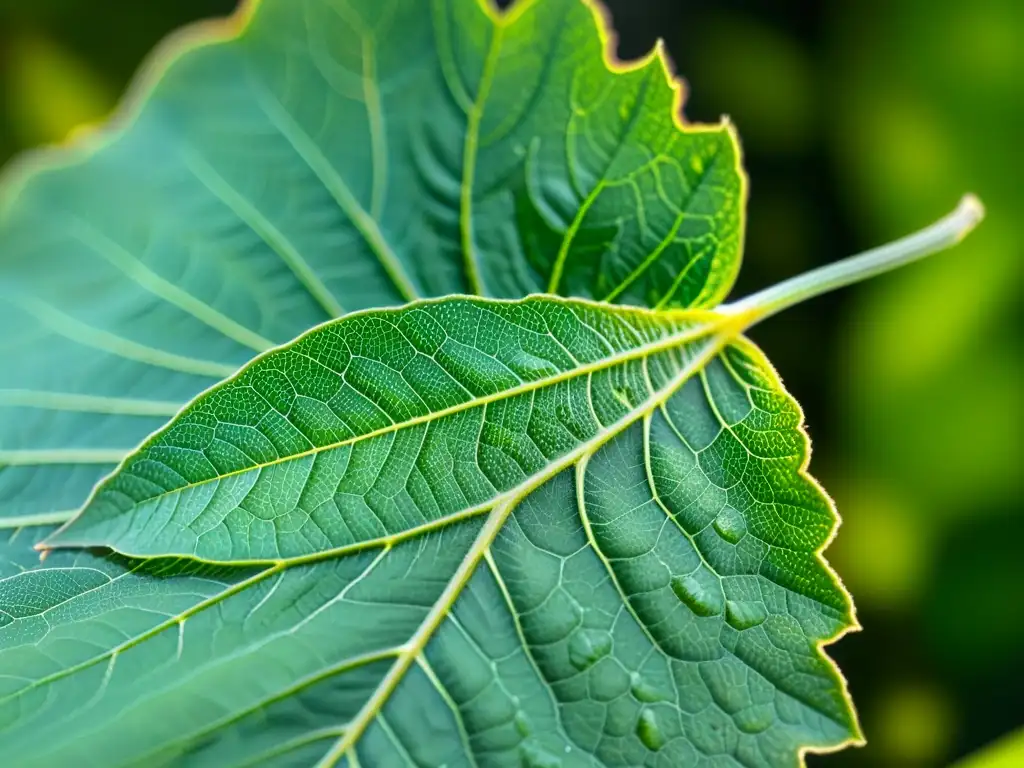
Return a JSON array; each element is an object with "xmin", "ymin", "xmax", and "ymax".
[
  {"xmin": 0, "ymin": 389, "xmax": 183, "ymax": 416},
  {"xmin": 184, "ymin": 150, "xmax": 345, "ymax": 319},
  {"xmin": 71, "ymin": 219, "xmax": 275, "ymax": 353},
  {"xmin": 251, "ymin": 79, "xmax": 420, "ymax": 303},
  {"xmin": 8, "ymin": 295, "xmax": 238, "ymax": 379}
]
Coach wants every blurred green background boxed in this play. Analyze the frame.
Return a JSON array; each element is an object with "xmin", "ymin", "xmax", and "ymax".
[{"xmin": 0, "ymin": 0, "xmax": 1020, "ymax": 765}]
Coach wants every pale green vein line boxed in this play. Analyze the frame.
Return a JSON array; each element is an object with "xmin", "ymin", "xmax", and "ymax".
[
  {"xmin": 362, "ymin": 36, "xmax": 388, "ymax": 222},
  {"xmin": 316, "ymin": 501, "xmax": 512, "ymax": 767},
  {"xmin": 430, "ymin": 0, "xmax": 474, "ymax": 113},
  {"xmin": 602, "ymin": 206, "xmax": 686, "ymax": 302},
  {"xmin": 698, "ymin": 367, "xmax": 744, "ymax": 442},
  {"xmin": 656, "ymin": 399, "xmax": 696, "ymax": 454},
  {"xmin": 716, "ymin": 346, "xmax": 758, "ymax": 392},
  {"xmin": 654, "ymin": 244, "xmax": 712, "ymax": 310},
  {"xmin": 0, "ymin": 389, "xmax": 183, "ymax": 417},
  {"xmin": 71, "ymin": 221, "xmax": 274, "ymax": 352},
  {"xmin": 8, "ymin": 295, "xmax": 238, "ymax": 379},
  {"xmin": 251, "ymin": 81, "xmax": 420, "ymax": 302},
  {"xmin": 547, "ymin": 181, "xmax": 604, "ymax": 293},
  {"xmin": 415, "ymin": 656, "xmax": 480, "ymax": 768},
  {"xmin": 571, "ymin": 337, "xmax": 733, "ymax": 660},
  {"xmin": 124, "ymin": 648, "xmax": 398, "ymax": 768},
  {"xmin": 641, "ymin": 409, "xmax": 722, "ymax": 581},
  {"xmin": 565, "ymin": 81, "xmax": 585, "ymax": 197},
  {"xmin": 375, "ymin": 716, "xmax": 421, "ymax": 767},
  {"xmin": 65, "ymin": 490, "xmax": 490, "ymax": 567},
  {"xmin": 224, "ymin": 728, "xmax": 347, "ymax": 768},
  {"xmin": 184, "ymin": 150, "xmax": 345, "ymax": 319},
  {"xmin": 305, "ymin": 9, "xmax": 362, "ymax": 100},
  {"xmin": 574, "ymin": 452, "xmax": 669, "ymax": 658},
  {"xmin": 9, "ymin": 537, "xmax": 457, "ymax": 709},
  {"xmin": 0, "ymin": 565, "xmax": 279, "ymax": 707},
  {"xmin": 0, "ymin": 510, "xmax": 77, "ymax": 530},
  {"xmin": 0, "ymin": 563, "xmax": 114, "ymax": 592},
  {"xmin": 697, "ymin": 364, "xmax": 819, "ymax": 550},
  {"xmin": 477, "ymin": 1, "xmax": 570, "ymax": 150},
  {"xmin": 459, "ymin": 17, "xmax": 504, "ymax": 296},
  {"xmin": 0, "ymin": 449, "xmax": 127, "ymax": 466},
  {"xmin": 483, "ymin": 550, "xmax": 580, "ymax": 753},
  {"xmin": 549, "ymin": 66, "xmax": 655, "ymax": 295}
]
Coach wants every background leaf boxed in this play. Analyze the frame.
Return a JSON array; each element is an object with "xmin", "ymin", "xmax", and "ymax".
[
  {"xmin": 954, "ymin": 729, "xmax": 1024, "ymax": 768},
  {"xmin": 0, "ymin": 0, "xmax": 743, "ymax": 538}
]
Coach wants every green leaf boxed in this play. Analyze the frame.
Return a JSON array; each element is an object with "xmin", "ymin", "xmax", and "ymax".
[
  {"xmin": 5, "ymin": 0, "xmax": 991, "ymax": 764},
  {"xmin": 10, "ymin": 295, "xmax": 859, "ymax": 765},
  {"xmin": 0, "ymin": 0, "xmax": 743, "ymax": 541},
  {"xmin": 46, "ymin": 297, "xmax": 728, "ymax": 560}
]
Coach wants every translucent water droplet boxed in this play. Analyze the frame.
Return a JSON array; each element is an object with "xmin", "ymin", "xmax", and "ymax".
[
  {"xmin": 636, "ymin": 708, "xmax": 666, "ymax": 751},
  {"xmin": 734, "ymin": 705, "xmax": 774, "ymax": 734},
  {"xmin": 671, "ymin": 574, "xmax": 723, "ymax": 616},
  {"xmin": 515, "ymin": 711, "xmax": 531, "ymax": 737},
  {"xmin": 630, "ymin": 672, "xmax": 668, "ymax": 703},
  {"xmin": 519, "ymin": 741, "xmax": 562, "ymax": 768},
  {"xmin": 725, "ymin": 600, "xmax": 767, "ymax": 630},
  {"xmin": 713, "ymin": 507, "xmax": 746, "ymax": 544},
  {"xmin": 568, "ymin": 628, "xmax": 612, "ymax": 670}
]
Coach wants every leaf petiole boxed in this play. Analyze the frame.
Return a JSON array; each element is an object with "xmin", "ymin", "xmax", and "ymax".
[{"xmin": 722, "ymin": 194, "xmax": 985, "ymax": 324}]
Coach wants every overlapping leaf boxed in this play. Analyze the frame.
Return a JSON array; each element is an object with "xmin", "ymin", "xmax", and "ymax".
[
  {"xmin": 0, "ymin": 0, "xmax": 744, "ymax": 534},
  {"xmin": 0, "ymin": 0, "xmax": 858, "ymax": 766}
]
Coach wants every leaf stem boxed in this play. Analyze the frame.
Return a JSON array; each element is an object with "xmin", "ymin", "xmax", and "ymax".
[{"xmin": 722, "ymin": 194, "xmax": 985, "ymax": 323}]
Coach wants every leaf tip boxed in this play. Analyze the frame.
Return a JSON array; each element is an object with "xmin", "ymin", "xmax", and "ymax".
[{"xmin": 34, "ymin": 514, "xmax": 79, "ymax": 553}]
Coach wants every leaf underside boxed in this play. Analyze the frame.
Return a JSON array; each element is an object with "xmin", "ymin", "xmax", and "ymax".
[{"xmin": 0, "ymin": 0, "xmax": 858, "ymax": 766}]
